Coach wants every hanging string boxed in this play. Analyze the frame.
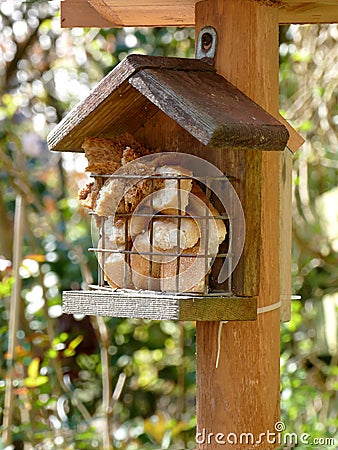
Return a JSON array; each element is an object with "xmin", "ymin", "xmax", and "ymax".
[{"xmin": 215, "ymin": 300, "xmax": 282, "ymax": 369}]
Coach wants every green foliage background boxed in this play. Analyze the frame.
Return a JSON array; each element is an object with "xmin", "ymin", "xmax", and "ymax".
[{"xmin": 0, "ymin": 2, "xmax": 337, "ymax": 449}]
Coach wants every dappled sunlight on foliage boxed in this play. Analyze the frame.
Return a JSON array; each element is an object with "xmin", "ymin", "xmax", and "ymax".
[{"xmin": 280, "ymin": 23, "xmax": 338, "ymax": 445}]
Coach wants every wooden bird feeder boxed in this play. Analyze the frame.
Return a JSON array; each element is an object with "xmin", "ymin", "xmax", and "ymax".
[
  {"xmin": 50, "ymin": 1, "xmax": 338, "ymax": 448},
  {"xmin": 48, "ymin": 43, "xmax": 289, "ymax": 322}
]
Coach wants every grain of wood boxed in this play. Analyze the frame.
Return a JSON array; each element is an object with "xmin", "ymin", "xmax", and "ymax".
[
  {"xmin": 280, "ymin": 149, "xmax": 293, "ymax": 321},
  {"xmin": 61, "ymin": 0, "xmax": 338, "ymax": 27},
  {"xmin": 195, "ymin": 1, "xmax": 282, "ymax": 448},
  {"xmin": 63, "ymin": 290, "xmax": 257, "ymax": 321},
  {"xmin": 47, "ymin": 56, "xmax": 214, "ymax": 152},
  {"xmin": 129, "ymin": 69, "xmax": 288, "ymax": 150},
  {"xmin": 278, "ymin": 114, "xmax": 304, "ymax": 153},
  {"xmin": 279, "ymin": 4, "xmax": 338, "ymax": 24},
  {"xmin": 61, "ymin": 0, "xmax": 113, "ymax": 27},
  {"xmin": 47, "ymin": 54, "xmax": 288, "ymax": 153},
  {"xmin": 134, "ymin": 109, "xmax": 261, "ymax": 298}
]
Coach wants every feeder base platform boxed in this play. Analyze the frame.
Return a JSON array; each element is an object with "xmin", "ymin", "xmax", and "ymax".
[{"xmin": 62, "ymin": 289, "xmax": 257, "ymax": 321}]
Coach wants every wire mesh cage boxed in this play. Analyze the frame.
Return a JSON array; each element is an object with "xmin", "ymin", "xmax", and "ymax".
[
  {"xmin": 63, "ymin": 151, "xmax": 256, "ymax": 321},
  {"xmin": 89, "ymin": 164, "xmax": 236, "ymax": 298}
]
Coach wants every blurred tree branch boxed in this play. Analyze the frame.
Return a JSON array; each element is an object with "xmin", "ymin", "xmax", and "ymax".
[{"xmin": 0, "ymin": 188, "xmax": 13, "ymax": 259}]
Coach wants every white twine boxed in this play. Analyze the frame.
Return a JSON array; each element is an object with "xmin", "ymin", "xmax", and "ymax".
[{"xmin": 215, "ymin": 300, "xmax": 282, "ymax": 369}]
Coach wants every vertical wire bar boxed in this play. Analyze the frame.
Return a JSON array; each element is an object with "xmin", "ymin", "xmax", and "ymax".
[
  {"xmin": 124, "ymin": 216, "xmax": 129, "ymax": 288},
  {"xmin": 227, "ymin": 250, "xmax": 233, "ymax": 294},
  {"xmin": 99, "ymin": 216, "xmax": 106, "ymax": 287},
  {"xmin": 227, "ymin": 182, "xmax": 234, "ymax": 294},
  {"xmin": 204, "ymin": 182, "xmax": 210, "ymax": 294},
  {"xmin": 175, "ymin": 177, "xmax": 182, "ymax": 292},
  {"xmin": 148, "ymin": 177, "xmax": 154, "ymax": 290}
]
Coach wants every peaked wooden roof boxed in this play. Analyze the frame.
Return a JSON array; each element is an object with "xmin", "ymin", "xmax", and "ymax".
[
  {"xmin": 61, "ymin": 0, "xmax": 338, "ymax": 27},
  {"xmin": 47, "ymin": 54, "xmax": 289, "ymax": 152}
]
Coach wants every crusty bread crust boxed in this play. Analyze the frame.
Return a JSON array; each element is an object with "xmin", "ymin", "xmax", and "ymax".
[
  {"xmin": 130, "ymin": 232, "xmax": 161, "ymax": 290},
  {"xmin": 97, "ymin": 239, "xmax": 133, "ymax": 289},
  {"xmin": 82, "ymin": 133, "xmax": 151, "ymax": 171},
  {"xmin": 152, "ymin": 217, "xmax": 200, "ymax": 251},
  {"xmin": 160, "ymin": 244, "xmax": 207, "ymax": 293},
  {"xmin": 151, "ymin": 165, "xmax": 192, "ymax": 215},
  {"xmin": 78, "ymin": 177, "xmax": 104, "ymax": 210},
  {"xmin": 79, "ymin": 134, "xmax": 155, "ymax": 210},
  {"xmin": 79, "ymin": 135, "xmax": 227, "ymax": 293},
  {"xmin": 188, "ymin": 182, "xmax": 227, "ymax": 245}
]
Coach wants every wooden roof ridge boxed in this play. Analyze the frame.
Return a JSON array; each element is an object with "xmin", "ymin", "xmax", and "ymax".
[{"xmin": 47, "ymin": 54, "xmax": 289, "ymax": 153}]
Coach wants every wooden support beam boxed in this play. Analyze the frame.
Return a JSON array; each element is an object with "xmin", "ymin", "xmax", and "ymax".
[
  {"xmin": 61, "ymin": 0, "xmax": 113, "ymax": 27},
  {"xmin": 278, "ymin": 117, "xmax": 302, "ymax": 322},
  {"xmin": 278, "ymin": 114, "xmax": 304, "ymax": 154},
  {"xmin": 195, "ymin": 1, "xmax": 282, "ymax": 448},
  {"xmin": 279, "ymin": 3, "xmax": 338, "ymax": 24},
  {"xmin": 60, "ymin": 0, "xmax": 338, "ymax": 28},
  {"xmin": 280, "ymin": 149, "xmax": 293, "ymax": 322}
]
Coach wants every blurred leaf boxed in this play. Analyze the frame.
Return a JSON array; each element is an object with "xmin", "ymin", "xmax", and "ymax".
[
  {"xmin": 144, "ymin": 412, "xmax": 167, "ymax": 444},
  {"xmin": 25, "ymin": 357, "xmax": 48, "ymax": 388},
  {"xmin": 25, "ymin": 254, "xmax": 46, "ymax": 262},
  {"xmin": 27, "ymin": 357, "xmax": 40, "ymax": 379},
  {"xmin": 0, "ymin": 277, "xmax": 14, "ymax": 298},
  {"xmin": 63, "ymin": 334, "xmax": 84, "ymax": 356}
]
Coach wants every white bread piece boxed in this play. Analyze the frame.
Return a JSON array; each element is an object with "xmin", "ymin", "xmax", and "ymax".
[
  {"xmin": 151, "ymin": 165, "xmax": 193, "ymax": 215},
  {"xmin": 160, "ymin": 185, "xmax": 224, "ymax": 293},
  {"xmin": 78, "ymin": 177, "xmax": 104, "ymax": 211},
  {"xmin": 104, "ymin": 252, "xmax": 132, "ymax": 289},
  {"xmin": 78, "ymin": 188, "xmax": 94, "ymax": 210},
  {"xmin": 102, "ymin": 217, "xmax": 130, "ymax": 246},
  {"xmin": 160, "ymin": 244, "xmax": 207, "ymax": 293},
  {"xmin": 152, "ymin": 217, "xmax": 200, "ymax": 251},
  {"xmin": 94, "ymin": 177, "xmax": 126, "ymax": 216},
  {"xmin": 94, "ymin": 162, "xmax": 162, "ymax": 217},
  {"xmin": 129, "ymin": 204, "xmax": 152, "ymax": 237},
  {"xmin": 130, "ymin": 231, "xmax": 162, "ymax": 291},
  {"xmin": 97, "ymin": 239, "xmax": 132, "ymax": 289},
  {"xmin": 188, "ymin": 183, "xmax": 227, "ymax": 245}
]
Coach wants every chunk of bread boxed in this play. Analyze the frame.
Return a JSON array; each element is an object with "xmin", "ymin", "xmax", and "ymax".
[
  {"xmin": 160, "ymin": 182, "xmax": 226, "ymax": 293},
  {"xmin": 94, "ymin": 162, "xmax": 164, "ymax": 217},
  {"xmin": 188, "ymin": 182, "xmax": 227, "ymax": 245},
  {"xmin": 129, "ymin": 204, "xmax": 153, "ymax": 237},
  {"xmin": 79, "ymin": 134, "xmax": 155, "ymax": 210},
  {"xmin": 130, "ymin": 231, "xmax": 162, "ymax": 291},
  {"xmin": 82, "ymin": 133, "xmax": 151, "ymax": 173},
  {"xmin": 152, "ymin": 217, "xmax": 200, "ymax": 251},
  {"xmin": 151, "ymin": 166, "xmax": 193, "ymax": 215},
  {"xmin": 78, "ymin": 177, "xmax": 104, "ymax": 210},
  {"xmin": 97, "ymin": 239, "xmax": 132, "ymax": 289},
  {"xmin": 160, "ymin": 244, "xmax": 208, "ymax": 293},
  {"xmin": 102, "ymin": 217, "xmax": 131, "ymax": 246}
]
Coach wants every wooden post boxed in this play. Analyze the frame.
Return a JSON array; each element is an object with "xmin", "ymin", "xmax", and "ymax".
[
  {"xmin": 195, "ymin": 1, "xmax": 281, "ymax": 448},
  {"xmin": 280, "ymin": 148, "xmax": 293, "ymax": 322}
]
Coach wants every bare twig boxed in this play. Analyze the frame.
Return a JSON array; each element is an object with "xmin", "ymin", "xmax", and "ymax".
[
  {"xmin": 0, "ymin": 186, "xmax": 13, "ymax": 259},
  {"xmin": 76, "ymin": 246, "xmax": 113, "ymax": 450},
  {"xmin": 2, "ymin": 195, "xmax": 25, "ymax": 446},
  {"xmin": 39, "ymin": 272, "xmax": 93, "ymax": 424}
]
